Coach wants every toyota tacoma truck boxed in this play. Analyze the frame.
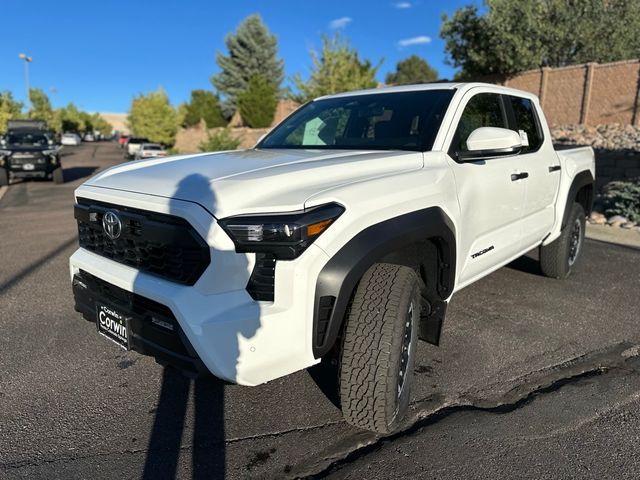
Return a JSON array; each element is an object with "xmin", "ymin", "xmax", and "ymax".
[
  {"xmin": 0, "ymin": 120, "xmax": 63, "ymax": 185},
  {"xmin": 70, "ymin": 83, "xmax": 594, "ymax": 433}
]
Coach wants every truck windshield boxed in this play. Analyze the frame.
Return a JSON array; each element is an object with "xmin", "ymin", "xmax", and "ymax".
[
  {"xmin": 7, "ymin": 132, "xmax": 49, "ymax": 146},
  {"xmin": 258, "ymin": 89, "xmax": 454, "ymax": 152}
]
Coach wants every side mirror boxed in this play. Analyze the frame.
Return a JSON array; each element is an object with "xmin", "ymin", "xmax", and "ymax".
[{"xmin": 458, "ymin": 127, "xmax": 522, "ymax": 162}]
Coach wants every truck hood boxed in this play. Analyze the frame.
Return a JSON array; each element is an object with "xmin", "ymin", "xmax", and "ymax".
[{"xmin": 84, "ymin": 148, "xmax": 422, "ymax": 218}]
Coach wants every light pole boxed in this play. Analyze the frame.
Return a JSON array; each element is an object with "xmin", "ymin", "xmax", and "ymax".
[{"xmin": 18, "ymin": 53, "xmax": 33, "ymax": 111}]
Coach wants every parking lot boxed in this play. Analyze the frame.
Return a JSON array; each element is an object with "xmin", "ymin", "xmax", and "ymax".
[{"xmin": 1, "ymin": 142, "xmax": 640, "ymax": 479}]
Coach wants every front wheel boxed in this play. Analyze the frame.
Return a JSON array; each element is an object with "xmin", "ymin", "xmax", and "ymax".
[
  {"xmin": 339, "ymin": 263, "xmax": 421, "ymax": 434},
  {"xmin": 0, "ymin": 168, "xmax": 8, "ymax": 186},
  {"xmin": 540, "ymin": 202, "xmax": 586, "ymax": 279}
]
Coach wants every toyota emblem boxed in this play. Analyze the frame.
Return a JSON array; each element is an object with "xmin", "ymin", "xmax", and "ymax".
[{"xmin": 102, "ymin": 211, "xmax": 122, "ymax": 240}]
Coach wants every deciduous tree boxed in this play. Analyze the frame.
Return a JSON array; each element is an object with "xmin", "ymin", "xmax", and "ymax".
[
  {"xmin": 28, "ymin": 88, "xmax": 54, "ymax": 124},
  {"xmin": 127, "ymin": 89, "xmax": 178, "ymax": 145},
  {"xmin": 385, "ymin": 55, "xmax": 438, "ymax": 85},
  {"xmin": 293, "ymin": 33, "xmax": 381, "ymax": 102},
  {"xmin": 0, "ymin": 91, "xmax": 23, "ymax": 132},
  {"xmin": 441, "ymin": 0, "xmax": 640, "ymax": 78}
]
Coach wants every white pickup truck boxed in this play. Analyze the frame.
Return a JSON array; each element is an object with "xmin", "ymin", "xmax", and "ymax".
[{"xmin": 70, "ymin": 83, "xmax": 594, "ymax": 433}]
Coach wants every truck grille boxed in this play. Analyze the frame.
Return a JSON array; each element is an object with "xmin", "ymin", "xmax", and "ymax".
[
  {"xmin": 75, "ymin": 198, "xmax": 210, "ymax": 285},
  {"xmin": 11, "ymin": 154, "xmax": 45, "ymax": 165}
]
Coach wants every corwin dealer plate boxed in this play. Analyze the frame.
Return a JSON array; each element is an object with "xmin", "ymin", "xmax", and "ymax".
[{"xmin": 96, "ymin": 304, "xmax": 131, "ymax": 350}]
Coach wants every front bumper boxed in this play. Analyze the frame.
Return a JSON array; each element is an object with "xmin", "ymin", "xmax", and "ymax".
[
  {"xmin": 73, "ymin": 269, "xmax": 208, "ymax": 376},
  {"xmin": 69, "ymin": 186, "xmax": 330, "ymax": 386}
]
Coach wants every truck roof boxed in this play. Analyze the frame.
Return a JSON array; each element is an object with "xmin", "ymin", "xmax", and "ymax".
[
  {"xmin": 316, "ymin": 82, "xmax": 539, "ymax": 102},
  {"xmin": 7, "ymin": 119, "xmax": 48, "ymax": 131}
]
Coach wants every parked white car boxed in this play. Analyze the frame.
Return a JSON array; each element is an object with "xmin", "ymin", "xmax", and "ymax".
[
  {"xmin": 134, "ymin": 143, "xmax": 167, "ymax": 159},
  {"xmin": 125, "ymin": 137, "xmax": 149, "ymax": 159},
  {"xmin": 61, "ymin": 133, "xmax": 82, "ymax": 146},
  {"xmin": 70, "ymin": 83, "xmax": 594, "ymax": 433}
]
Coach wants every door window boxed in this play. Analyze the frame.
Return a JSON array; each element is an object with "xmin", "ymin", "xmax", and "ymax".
[
  {"xmin": 507, "ymin": 96, "xmax": 543, "ymax": 153},
  {"xmin": 449, "ymin": 93, "xmax": 509, "ymax": 156}
]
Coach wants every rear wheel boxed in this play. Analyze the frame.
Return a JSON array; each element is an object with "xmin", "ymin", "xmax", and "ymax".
[
  {"xmin": 540, "ymin": 202, "xmax": 586, "ymax": 279},
  {"xmin": 339, "ymin": 263, "xmax": 421, "ymax": 434},
  {"xmin": 0, "ymin": 168, "xmax": 8, "ymax": 186},
  {"xmin": 52, "ymin": 167, "xmax": 64, "ymax": 184}
]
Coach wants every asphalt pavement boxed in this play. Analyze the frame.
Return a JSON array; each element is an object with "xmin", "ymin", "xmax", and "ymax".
[{"xmin": 1, "ymin": 143, "xmax": 639, "ymax": 479}]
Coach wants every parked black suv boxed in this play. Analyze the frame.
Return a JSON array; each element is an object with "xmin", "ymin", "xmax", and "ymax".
[{"xmin": 0, "ymin": 120, "xmax": 63, "ymax": 186}]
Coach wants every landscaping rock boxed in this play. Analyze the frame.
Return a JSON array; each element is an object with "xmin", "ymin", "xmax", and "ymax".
[
  {"xmin": 551, "ymin": 124, "xmax": 640, "ymax": 152},
  {"xmin": 589, "ymin": 211, "xmax": 607, "ymax": 225},
  {"xmin": 607, "ymin": 215, "xmax": 628, "ymax": 226}
]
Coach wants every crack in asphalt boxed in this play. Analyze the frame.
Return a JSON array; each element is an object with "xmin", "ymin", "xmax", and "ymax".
[
  {"xmin": 287, "ymin": 341, "xmax": 640, "ymax": 479},
  {"xmin": 0, "ymin": 420, "xmax": 346, "ymax": 471},
  {"xmin": 2, "ymin": 341, "xmax": 637, "ymax": 477}
]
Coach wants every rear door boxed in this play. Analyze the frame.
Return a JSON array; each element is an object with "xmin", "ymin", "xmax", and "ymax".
[
  {"xmin": 505, "ymin": 95, "xmax": 561, "ymax": 248},
  {"xmin": 444, "ymin": 90, "xmax": 528, "ymax": 286}
]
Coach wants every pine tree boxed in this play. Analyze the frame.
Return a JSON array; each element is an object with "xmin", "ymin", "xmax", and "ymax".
[
  {"xmin": 211, "ymin": 14, "xmax": 284, "ymax": 113},
  {"xmin": 183, "ymin": 90, "xmax": 226, "ymax": 128},
  {"xmin": 237, "ymin": 75, "xmax": 278, "ymax": 128}
]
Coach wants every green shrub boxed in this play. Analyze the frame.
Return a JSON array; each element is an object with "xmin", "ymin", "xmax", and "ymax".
[
  {"xmin": 601, "ymin": 179, "xmax": 640, "ymax": 222},
  {"xmin": 198, "ymin": 128, "xmax": 241, "ymax": 152},
  {"xmin": 237, "ymin": 75, "xmax": 278, "ymax": 128}
]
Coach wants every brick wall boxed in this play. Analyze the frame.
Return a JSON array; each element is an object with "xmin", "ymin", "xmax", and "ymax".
[{"xmin": 503, "ymin": 59, "xmax": 640, "ymax": 126}]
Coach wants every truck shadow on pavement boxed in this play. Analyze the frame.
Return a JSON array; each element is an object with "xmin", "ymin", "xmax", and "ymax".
[
  {"xmin": 139, "ymin": 173, "xmax": 260, "ymax": 479},
  {"xmin": 62, "ymin": 166, "xmax": 98, "ymax": 183}
]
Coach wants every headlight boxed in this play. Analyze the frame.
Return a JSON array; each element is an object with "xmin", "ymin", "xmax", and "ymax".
[
  {"xmin": 43, "ymin": 149, "xmax": 58, "ymax": 156},
  {"xmin": 0, "ymin": 149, "xmax": 11, "ymax": 157},
  {"xmin": 219, "ymin": 202, "xmax": 344, "ymax": 259}
]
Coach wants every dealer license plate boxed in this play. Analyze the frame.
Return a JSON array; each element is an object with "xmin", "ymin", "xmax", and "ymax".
[
  {"xmin": 96, "ymin": 303, "xmax": 131, "ymax": 350},
  {"xmin": 23, "ymin": 163, "xmax": 35, "ymax": 170}
]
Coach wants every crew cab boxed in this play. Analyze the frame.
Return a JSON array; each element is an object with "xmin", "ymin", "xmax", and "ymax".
[
  {"xmin": 0, "ymin": 120, "xmax": 63, "ymax": 185},
  {"xmin": 69, "ymin": 83, "xmax": 594, "ymax": 433}
]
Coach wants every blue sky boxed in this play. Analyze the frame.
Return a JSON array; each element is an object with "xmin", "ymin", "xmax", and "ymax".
[{"xmin": 1, "ymin": 0, "xmax": 479, "ymax": 113}]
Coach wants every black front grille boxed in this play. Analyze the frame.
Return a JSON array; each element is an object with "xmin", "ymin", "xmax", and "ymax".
[
  {"xmin": 10, "ymin": 154, "xmax": 45, "ymax": 165},
  {"xmin": 75, "ymin": 198, "xmax": 210, "ymax": 285}
]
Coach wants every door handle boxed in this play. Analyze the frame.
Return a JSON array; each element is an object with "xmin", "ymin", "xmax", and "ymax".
[
  {"xmin": 548, "ymin": 165, "xmax": 561, "ymax": 172},
  {"xmin": 511, "ymin": 172, "xmax": 529, "ymax": 181}
]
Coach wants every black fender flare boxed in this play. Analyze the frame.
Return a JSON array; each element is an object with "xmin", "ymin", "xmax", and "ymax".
[
  {"xmin": 561, "ymin": 170, "xmax": 594, "ymax": 229},
  {"xmin": 312, "ymin": 207, "xmax": 456, "ymax": 358}
]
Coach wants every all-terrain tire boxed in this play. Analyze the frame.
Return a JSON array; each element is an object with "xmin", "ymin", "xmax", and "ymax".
[
  {"xmin": 339, "ymin": 263, "xmax": 421, "ymax": 434},
  {"xmin": 540, "ymin": 202, "xmax": 586, "ymax": 279},
  {"xmin": 0, "ymin": 168, "xmax": 8, "ymax": 187},
  {"xmin": 52, "ymin": 167, "xmax": 64, "ymax": 184}
]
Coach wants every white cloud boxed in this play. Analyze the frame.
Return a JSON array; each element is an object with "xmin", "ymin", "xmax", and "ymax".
[
  {"xmin": 329, "ymin": 17, "xmax": 352, "ymax": 29},
  {"xmin": 397, "ymin": 35, "xmax": 432, "ymax": 48},
  {"xmin": 393, "ymin": 1, "xmax": 412, "ymax": 8}
]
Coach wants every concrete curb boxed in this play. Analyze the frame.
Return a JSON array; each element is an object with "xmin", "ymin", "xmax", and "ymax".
[{"xmin": 586, "ymin": 223, "xmax": 640, "ymax": 249}]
